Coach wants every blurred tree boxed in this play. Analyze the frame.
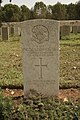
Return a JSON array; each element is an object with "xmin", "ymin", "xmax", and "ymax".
[
  {"xmin": 30, "ymin": 7, "xmax": 35, "ymax": 19},
  {"xmin": 0, "ymin": 1, "xmax": 80, "ymax": 22},
  {"xmin": 33, "ymin": 2, "xmax": 47, "ymax": 19},
  {"xmin": 66, "ymin": 3, "xmax": 76, "ymax": 20},
  {"xmin": 75, "ymin": 1, "xmax": 80, "ymax": 19},
  {"xmin": 20, "ymin": 5, "xmax": 30, "ymax": 21},
  {"xmin": 0, "ymin": 7, "xmax": 5, "ymax": 25},
  {"xmin": 52, "ymin": 2, "xmax": 67, "ymax": 20},
  {"xmin": 46, "ymin": 5, "xmax": 53, "ymax": 19},
  {"xmin": 3, "ymin": 4, "xmax": 20, "ymax": 22}
]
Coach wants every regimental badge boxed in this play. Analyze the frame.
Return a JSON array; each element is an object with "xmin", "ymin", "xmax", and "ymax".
[{"xmin": 32, "ymin": 25, "xmax": 49, "ymax": 44}]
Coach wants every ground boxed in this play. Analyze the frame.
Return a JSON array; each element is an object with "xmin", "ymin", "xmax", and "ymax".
[{"xmin": 3, "ymin": 88, "xmax": 80, "ymax": 102}]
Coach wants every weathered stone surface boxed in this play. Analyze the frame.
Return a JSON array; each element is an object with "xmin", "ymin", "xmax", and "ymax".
[{"xmin": 21, "ymin": 19, "xmax": 59, "ymax": 97}]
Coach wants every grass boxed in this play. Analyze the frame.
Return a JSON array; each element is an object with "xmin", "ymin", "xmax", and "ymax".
[
  {"xmin": 61, "ymin": 33, "xmax": 80, "ymax": 40},
  {"xmin": 60, "ymin": 37, "xmax": 80, "ymax": 88},
  {"xmin": 0, "ymin": 34, "xmax": 80, "ymax": 88},
  {"xmin": 0, "ymin": 37, "xmax": 23, "ymax": 88}
]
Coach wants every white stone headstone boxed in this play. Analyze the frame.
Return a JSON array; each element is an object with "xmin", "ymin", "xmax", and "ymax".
[{"xmin": 21, "ymin": 19, "xmax": 60, "ymax": 97}]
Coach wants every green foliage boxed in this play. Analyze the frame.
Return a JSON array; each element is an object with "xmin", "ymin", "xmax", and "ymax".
[
  {"xmin": 46, "ymin": 5, "xmax": 53, "ymax": 19},
  {"xmin": 75, "ymin": 1, "xmax": 80, "ymax": 19},
  {"xmin": 0, "ymin": 91, "xmax": 13, "ymax": 120},
  {"xmin": 17, "ymin": 95, "xmax": 80, "ymax": 120},
  {"xmin": 20, "ymin": 5, "xmax": 31, "ymax": 21},
  {"xmin": 3, "ymin": 4, "xmax": 20, "ymax": 22},
  {"xmin": 52, "ymin": 2, "xmax": 67, "ymax": 20},
  {"xmin": 33, "ymin": 2, "xmax": 47, "ymax": 19},
  {"xmin": 0, "ymin": 90, "xmax": 80, "ymax": 119},
  {"xmin": 0, "ymin": 91, "xmax": 27, "ymax": 120},
  {"xmin": 66, "ymin": 3, "xmax": 77, "ymax": 20},
  {"xmin": 0, "ymin": 1, "xmax": 80, "ymax": 22}
]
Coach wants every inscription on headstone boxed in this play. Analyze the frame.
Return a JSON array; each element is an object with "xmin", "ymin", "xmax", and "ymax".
[
  {"xmin": 21, "ymin": 19, "xmax": 59, "ymax": 97},
  {"xmin": 35, "ymin": 58, "xmax": 47, "ymax": 79},
  {"xmin": 32, "ymin": 25, "xmax": 49, "ymax": 44}
]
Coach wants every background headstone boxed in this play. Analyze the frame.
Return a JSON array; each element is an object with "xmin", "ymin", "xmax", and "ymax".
[
  {"xmin": 18, "ymin": 27, "xmax": 21, "ymax": 36},
  {"xmin": 21, "ymin": 19, "xmax": 59, "ymax": 97},
  {"xmin": 77, "ymin": 26, "xmax": 80, "ymax": 33},
  {"xmin": 14, "ymin": 25, "xmax": 19, "ymax": 36},
  {"xmin": 0, "ymin": 27, "xmax": 1, "ymax": 35},
  {"xmin": 0, "ymin": 27, "xmax": 1, "ymax": 41},
  {"xmin": 70, "ymin": 26, "xmax": 72, "ymax": 33},
  {"xmin": 60, "ymin": 25, "xmax": 70, "ymax": 37},
  {"xmin": 1, "ymin": 27, "xmax": 9, "ymax": 41},
  {"xmin": 11, "ymin": 26, "xmax": 14, "ymax": 36},
  {"xmin": 72, "ymin": 26, "xmax": 78, "ymax": 34}
]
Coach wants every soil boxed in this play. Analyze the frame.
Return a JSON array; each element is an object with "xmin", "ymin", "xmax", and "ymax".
[{"xmin": 2, "ymin": 88, "xmax": 80, "ymax": 102}]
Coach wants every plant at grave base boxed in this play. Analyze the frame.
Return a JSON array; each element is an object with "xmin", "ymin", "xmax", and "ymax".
[
  {"xmin": 0, "ymin": 91, "xmax": 14, "ymax": 120},
  {"xmin": 0, "ymin": 91, "xmax": 27, "ymax": 120},
  {"xmin": 11, "ymin": 104, "xmax": 28, "ymax": 120},
  {"xmin": 24, "ymin": 97, "xmax": 80, "ymax": 119}
]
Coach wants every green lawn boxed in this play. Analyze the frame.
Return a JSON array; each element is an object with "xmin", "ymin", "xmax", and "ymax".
[
  {"xmin": 0, "ymin": 37, "xmax": 23, "ymax": 88},
  {"xmin": 60, "ymin": 38, "xmax": 80, "ymax": 88},
  {"xmin": 0, "ymin": 35, "xmax": 80, "ymax": 88}
]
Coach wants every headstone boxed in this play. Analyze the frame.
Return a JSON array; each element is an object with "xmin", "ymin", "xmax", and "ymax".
[
  {"xmin": 1, "ymin": 27, "xmax": 9, "ymax": 40},
  {"xmin": 11, "ymin": 26, "xmax": 14, "ymax": 36},
  {"xmin": 60, "ymin": 25, "xmax": 70, "ymax": 37},
  {"xmin": 0, "ymin": 28, "xmax": 1, "ymax": 41},
  {"xmin": 0, "ymin": 27, "xmax": 1, "ymax": 35},
  {"xmin": 70, "ymin": 26, "xmax": 72, "ymax": 33},
  {"xmin": 21, "ymin": 19, "xmax": 59, "ymax": 97},
  {"xmin": 77, "ymin": 26, "xmax": 80, "ymax": 33},
  {"xmin": 18, "ymin": 27, "xmax": 21, "ymax": 36},
  {"xmin": 9, "ymin": 27, "xmax": 11, "ymax": 35},
  {"xmin": 72, "ymin": 26, "xmax": 78, "ymax": 34},
  {"xmin": 14, "ymin": 25, "xmax": 19, "ymax": 36}
]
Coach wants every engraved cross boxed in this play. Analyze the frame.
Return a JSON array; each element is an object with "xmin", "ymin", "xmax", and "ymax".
[{"xmin": 35, "ymin": 58, "xmax": 47, "ymax": 79}]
